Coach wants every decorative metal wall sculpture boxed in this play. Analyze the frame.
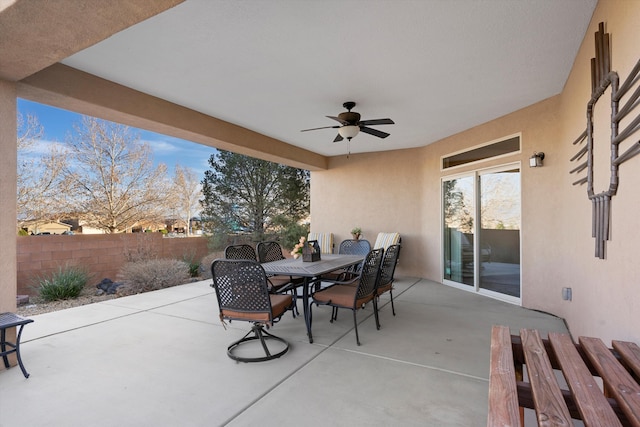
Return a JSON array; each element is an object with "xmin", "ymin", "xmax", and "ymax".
[{"xmin": 570, "ymin": 22, "xmax": 640, "ymax": 259}]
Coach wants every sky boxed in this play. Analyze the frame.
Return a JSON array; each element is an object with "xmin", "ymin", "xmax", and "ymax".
[{"xmin": 17, "ymin": 99, "xmax": 218, "ymax": 178}]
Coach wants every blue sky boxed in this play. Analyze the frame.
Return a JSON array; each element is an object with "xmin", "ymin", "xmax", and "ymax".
[{"xmin": 17, "ymin": 99, "xmax": 217, "ymax": 178}]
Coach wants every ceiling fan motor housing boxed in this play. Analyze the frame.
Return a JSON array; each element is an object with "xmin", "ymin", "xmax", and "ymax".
[{"xmin": 338, "ymin": 111, "xmax": 361, "ymax": 124}]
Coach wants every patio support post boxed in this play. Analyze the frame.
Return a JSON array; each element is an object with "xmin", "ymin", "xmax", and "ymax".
[{"xmin": 0, "ymin": 79, "xmax": 18, "ymax": 370}]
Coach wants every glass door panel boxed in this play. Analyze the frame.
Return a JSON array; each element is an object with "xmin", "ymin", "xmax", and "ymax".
[
  {"xmin": 443, "ymin": 176, "xmax": 475, "ymax": 287},
  {"xmin": 478, "ymin": 168, "xmax": 521, "ymax": 297}
]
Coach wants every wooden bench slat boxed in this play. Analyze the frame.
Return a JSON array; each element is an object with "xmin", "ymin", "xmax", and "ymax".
[
  {"xmin": 580, "ymin": 337, "xmax": 640, "ymax": 427},
  {"xmin": 521, "ymin": 328, "xmax": 573, "ymax": 426},
  {"xmin": 549, "ymin": 332, "xmax": 622, "ymax": 426},
  {"xmin": 613, "ymin": 341, "xmax": 640, "ymax": 380},
  {"xmin": 488, "ymin": 325, "xmax": 520, "ymax": 427}
]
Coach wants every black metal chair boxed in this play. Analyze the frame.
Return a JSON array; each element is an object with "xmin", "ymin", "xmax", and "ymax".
[
  {"xmin": 374, "ymin": 244, "xmax": 401, "ymax": 329},
  {"xmin": 338, "ymin": 239, "xmax": 371, "ymax": 255},
  {"xmin": 224, "ymin": 244, "xmax": 257, "ymax": 261},
  {"xmin": 257, "ymin": 241, "xmax": 304, "ymax": 312},
  {"xmin": 256, "ymin": 241, "xmax": 304, "ymax": 290},
  {"xmin": 322, "ymin": 239, "xmax": 372, "ymax": 282},
  {"xmin": 211, "ymin": 259, "xmax": 294, "ymax": 362},
  {"xmin": 310, "ymin": 248, "xmax": 383, "ymax": 346}
]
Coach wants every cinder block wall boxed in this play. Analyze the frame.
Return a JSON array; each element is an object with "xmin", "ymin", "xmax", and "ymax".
[{"xmin": 16, "ymin": 234, "xmax": 210, "ymax": 296}]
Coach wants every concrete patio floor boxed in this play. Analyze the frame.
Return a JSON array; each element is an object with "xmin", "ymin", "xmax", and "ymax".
[{"xmin": 0, "ymin": 277, "xmax": 568, "ymax": 426}]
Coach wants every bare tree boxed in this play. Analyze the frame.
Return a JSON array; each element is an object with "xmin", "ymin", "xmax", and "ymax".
[
  {"xmin": 16, "ymin": 113, "xmax": 68, "ymax": 227},
  {"xmin": 63, "ymin": 116, "xmax": 169, "ymax": 233},
  {"xmin": 170, "ymin": 164, "xmax": 202, "ymax": 236}
]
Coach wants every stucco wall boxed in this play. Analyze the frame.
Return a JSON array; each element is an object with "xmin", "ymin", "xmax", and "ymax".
[
  {"xmin": 550, "ymin": 0, "xmax": 640, "ymax": 342},
  {"xmin": 311, "ymin": 0, "xmax": 640, "ymax": 343},
  {"xmin": 310, "ymin": 148, "xmax": 428, "ymax": 278}
]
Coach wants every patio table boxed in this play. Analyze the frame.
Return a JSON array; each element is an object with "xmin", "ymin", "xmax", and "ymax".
[{"xmin": 262, "ymin": 254, "xmax": 364, "ymax": 343}]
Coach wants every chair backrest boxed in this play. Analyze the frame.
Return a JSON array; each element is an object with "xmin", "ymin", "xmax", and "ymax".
[
  {"xmin": 355, "ymin": 248, "xmax": 384, "ymax": 301},
  {"xmin": 379, "ymin": 244, "xmax": 401, "ymax": 287},
  {"xmin": 224, "ymin": 244, "xmax": 257, "ymax": 260},
  {"xmin": 211, "ymin": 259, "xmax": 273, "ymax": 322},
  {"xmin": 256, "ymin": 241, "xmax": 285, "ymax": 263},
  {"xmin": 338, "ymin": 239, "xmax": 371, "ymax": 255},
  {"xmin": 308, "ymin": 232, "xmax": 334, "ymax": 254},
  {"xmin": 374, "ymin": 232, "xmax": 401, "ymax": 250}
]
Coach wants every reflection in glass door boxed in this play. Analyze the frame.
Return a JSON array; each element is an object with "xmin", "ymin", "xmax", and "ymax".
[
  {"xmin": 442, "ymin": 166, "xmax": 521, "ymax": 301},
  {"xmin": 478, "ymin": 168, "xmax": 521, "ymax": 298},
  {"xmin": 443, "ymin": 176, "xmax": 475, "ymax": 287}
]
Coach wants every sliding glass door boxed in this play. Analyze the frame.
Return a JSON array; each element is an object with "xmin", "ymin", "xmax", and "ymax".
[
  {"xmin": 442, "ymin": 165, "xmax": 521, "ymax": 301},
  {"xmin": 443, "ymin": 175, "xmax": 475, "ymax": 287}
]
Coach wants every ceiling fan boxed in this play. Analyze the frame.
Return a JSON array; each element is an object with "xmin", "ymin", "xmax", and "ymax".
[{"xmin": 301, "ymin": 101, "xmax": 395, "ymax": 142}]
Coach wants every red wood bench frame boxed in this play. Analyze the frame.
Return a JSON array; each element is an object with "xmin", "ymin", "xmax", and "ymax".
[{"xmin": 488, "ymin": 325, "xmax": 640, "ymax": 426}]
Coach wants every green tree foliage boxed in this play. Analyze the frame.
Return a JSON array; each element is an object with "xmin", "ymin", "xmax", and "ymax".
[{"xmin": 200, "ymin": 150, "xmax": 309, "ymax": 242}]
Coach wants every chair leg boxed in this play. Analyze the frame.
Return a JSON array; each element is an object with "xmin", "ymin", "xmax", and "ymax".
[
  {"xmin": 330, "ymin": 306, "xmax": 338, "ymax": 323},
  {"xmin": 353, "ymin": 310, "xmax": 361, "ymax": 346},
  {"xmin": 290, "ymin": 290, "xmax": 298, "ymax": 318},
  {"xmin": 390, "ymin": 289, "xmax": 396, "ymax": 316},
  {"xmin": 255, "ymin": 326, "xmax": 272, "ymax": 357},
  {"xmin": 373, "ymin": 297, "xmax": 380, "ymax": 330},
  {"xmin": 227, "ymin": 324, "xmax": 289, "ymax": 363}
]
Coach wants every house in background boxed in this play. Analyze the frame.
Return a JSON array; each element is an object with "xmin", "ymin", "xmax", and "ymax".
[{"xmin": 22, "ymin": 220, "xmax": 72, "ymax": 235}]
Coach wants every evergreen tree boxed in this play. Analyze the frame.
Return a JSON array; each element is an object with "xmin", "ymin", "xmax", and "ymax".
[{"xmin": 200, "ymin": 150, "xmax": 309, "ymax": 242}]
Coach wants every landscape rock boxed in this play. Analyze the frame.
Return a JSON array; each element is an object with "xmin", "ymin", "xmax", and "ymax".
[{"xmin": 96, "ymin": 278, "xmax": 123, "ymax": 295}]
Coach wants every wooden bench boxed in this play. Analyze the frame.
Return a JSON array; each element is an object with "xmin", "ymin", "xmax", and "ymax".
[{"xmin": 488, "ymin": 325, "xmax": 640, "ymax": 426}]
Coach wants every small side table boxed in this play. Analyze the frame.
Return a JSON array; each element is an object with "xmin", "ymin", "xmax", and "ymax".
[{"xmin": 0, "ymin": 312, "xmax": 34, "ymax": 378}]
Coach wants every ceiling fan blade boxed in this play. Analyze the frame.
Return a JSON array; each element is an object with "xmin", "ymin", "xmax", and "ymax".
[
  {"xmin": 360, "ymin": 126, "xmax": 390, "ymax": 139},
  {"xmin": 327, "ymin": 115, "xmax": 349, "ymax": 125},
  {"xmin": 359, "ymin": 118, "xmax": 395, "ymax": 126},
  {"xmin": 301, "ymin": 125, "xmax": 340, "ymax": 132},
  {"xmin": 333, "ymin": 133, "xmax": 344, "ymax": 143}
]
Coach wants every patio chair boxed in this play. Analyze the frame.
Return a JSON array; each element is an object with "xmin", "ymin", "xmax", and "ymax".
[
  {"xmin": 308, "ymin": 232, "xmax": 334, "ymax": 254},
  {"xmin": 257, "ymin": 241, "xmax": 304, "ymax": 311},
  {"xmin": 310, "ymin": 248, "xmax": 383, "ymax": 346},
  {"xmin": 211, "ymin": 259, "xmax": 294, "ymax": 362},
  {"xmin": 224, "ymin": 244, "xmax": 257, "ymax": 261},
  {"xmin": 373, "ymin": 232, "xmax": 401, "ymax": 251},
  {"xmin": 338, "ymin": 239, "xmax": 371, "ymax": 255},
  {"xmin": 374, "ymin": 244, "xmax": 401, "ymax": 328},
  {"xmin": 323, "ymin": 239, "xmax": 371, "ymax": 281}
]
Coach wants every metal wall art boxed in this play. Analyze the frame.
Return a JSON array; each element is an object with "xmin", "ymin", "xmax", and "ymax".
[{"xmin": 570, "ymin": 22, "xmax": 640, "ymax": 259}]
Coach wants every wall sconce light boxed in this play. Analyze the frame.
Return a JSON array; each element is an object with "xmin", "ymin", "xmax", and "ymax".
[{"xmin": 529, "ymin": 152, "xmax": 545, "ymax": 167}]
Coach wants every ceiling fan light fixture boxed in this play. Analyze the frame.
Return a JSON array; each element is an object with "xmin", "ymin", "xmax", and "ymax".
[{"xmin": 338, "ymin": 125, "xmax": 359, "ymax": 140}]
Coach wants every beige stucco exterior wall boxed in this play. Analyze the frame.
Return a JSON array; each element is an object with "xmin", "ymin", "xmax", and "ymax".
[
  {"xmin": 0, "ymin": 79, "xmax": 17, "ymax": 314},
  {"xmin": 311, "ymin": 0, "xmax": 640, "ymax": 343},
  {"xmin": 550, "ymin": 0, "xmax": 640, "ymax": 343}
]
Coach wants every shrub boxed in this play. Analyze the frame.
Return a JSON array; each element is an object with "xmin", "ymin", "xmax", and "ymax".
[
  {"xmin": 118, "ymin": 258, "xmax": 190, "ymax": 295},
  {"xmin": 182, "ymin": 251, "xmax": 201, "ymax": 278},
  {"xmin": 277, "ymin": 221, "xmax": 310, "ymax": 251},
  {"xmin": 35, "ymin": 265, "xmax": 90, "ymax": 302},
  {"xmin": 199, "ymin": 252, "xmax": 224, "ymax": 279}
]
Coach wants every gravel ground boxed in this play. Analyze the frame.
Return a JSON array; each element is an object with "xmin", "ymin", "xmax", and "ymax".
[
  {"xmin": 16, "ymin": 276, "xmax": 208, "ymax": 317},
  {"xmin": 17, "ymin": 287, "xmax": 119, "ymax": 316}
]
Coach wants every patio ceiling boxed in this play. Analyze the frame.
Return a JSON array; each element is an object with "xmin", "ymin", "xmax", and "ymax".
[{"xmin": 3, "ymin": 1, "xmax": 597, "ymax": 158}]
